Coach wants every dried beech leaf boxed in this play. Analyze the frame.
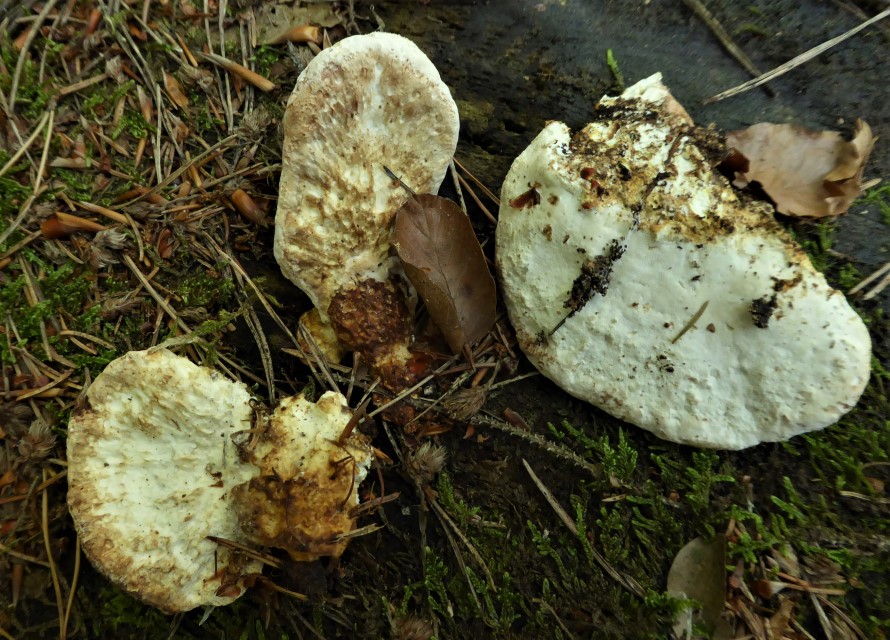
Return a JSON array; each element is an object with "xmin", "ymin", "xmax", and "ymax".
[
  {"xmin": 163, "ymin": 71, "xmax": 190, "ymax": 110},
  {"xmin": 393, "ymin": 194, "xmax": 496, "ymax": 354},
  {"xmin": 667, "ymin": 535, "xmax": 727, "ymax": 638},
  {"xmin": 725, "ymin": 119, "xmax": 874, "ymax": 218}
]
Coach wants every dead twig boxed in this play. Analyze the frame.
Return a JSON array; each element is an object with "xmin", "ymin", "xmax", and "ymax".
[
  {"xmin": 42, "ymin": 468, "xmax": 65, "ymax": 636},
  {"xmin": 61, "ymin": 536, "xmax": 81, "ymax": 640},
  {"xmin": 197, "ymin": 51, "xmax": 277, "ymax": 92},
  {"xmin": 474, "ymin": 411, "xmax": 601, "ymax": 477},
  {"xmin": 848, "ymin": 261, "xmax": 890, "ymax": 300},
  {"xmin": 522, "ymin": 458, "xmax": 645, "ymax": 598},
  {"xmin": 706, "ymin": 6, "xmax": 890, "ymax": 103},
  {"xmin": 681, "ymin": 0, "xmax": 774, "ymax": 97}
]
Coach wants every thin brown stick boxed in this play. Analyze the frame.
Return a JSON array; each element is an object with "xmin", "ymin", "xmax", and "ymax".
[
  {"xmin": 522, "ymin": 458, "xmax": 645, "ymax": 598},
  {"xmin": 198, "ymin": 51, "xmax": 277, "ymax": 92},
  {"xmin": 74, "ymin": 201, "xmax": 129, "ymax": 225},
  {"xmin": 61, "ymin": 535, "xmax": 81, "ymax": 640},
  {"xmin": 681, "ymin": 0, "xmax": 773, "ymax": 96},
  {"xmin": 42, "ymin": 469, "xmax": 65, "ymax": 635},
  {"xmin": 453, "ymin": 157, "xmax": 500, "ymax": 205},
  {"xmin": 0, "ymin": 541, "xmax": 52, "ymax": 567},
  {"xmin": 671, "ymin": 300, "xmax": 710, "ymax": 344},
  {"xmin": 0, "ymin": 110, "xmax": 53, "ymax": 247},
  {"xmin": 456, "ymin": 172, "xmax": 497, "ymax": 224},
  {"xmin": 849, "ymin": 261, "xmax": 890, "ymax": 295},
  {"xmin": 57, "ymin": 72, "xmax": 110, "ymax": 96},
  {"xmin": 706, "ymin": 6, "xmax": 890, "ymax": 103},
  {"xmin": 428, "ymin": 495, "xmax": 497, "ymax": 591}
]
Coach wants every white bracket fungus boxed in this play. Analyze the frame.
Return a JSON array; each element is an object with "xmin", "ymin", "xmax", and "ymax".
[
  {"xmin": 67, "ymin": 349, "xmax": 371, "ymax": 612},
  {"xmin": 495, "ymin": 74, "xmax": 871, "ymax": 450},
  {"xmin": 273, "ymin": 32, "xmax": 459, "ymax": 389}
]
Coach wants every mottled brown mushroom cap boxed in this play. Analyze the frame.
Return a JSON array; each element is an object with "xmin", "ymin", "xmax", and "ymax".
[
  {"xmin": 273, "ymin": 32, "xmax": 460, "ymax": 317},
  {"xmin": 66, "ymin": 349, "xmax": 263, "ymax": 613}
]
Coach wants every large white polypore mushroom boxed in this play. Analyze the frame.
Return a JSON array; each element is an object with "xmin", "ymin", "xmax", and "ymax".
[
  {"xmin": 67, "ymin": 348, "xmax": 371, "ymax": 612},
  {"xmin": 273, "ymin": 32, "xmax": 459, "ymax": 390},
  {"xmin": 496, "ymin": 73, "xmax": 871, "ymax": 450}
]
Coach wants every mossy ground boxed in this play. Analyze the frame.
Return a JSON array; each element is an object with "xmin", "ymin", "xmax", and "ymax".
[{"xmin": 1, "ymin": 2, "xmax": 889, "ymax": 639}]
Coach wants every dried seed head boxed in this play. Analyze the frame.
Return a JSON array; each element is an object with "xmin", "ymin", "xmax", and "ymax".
[
  {"xmin": 406, "ymin": 441, "xmax": 447, "ymax": 485},
  {"xmin": 237, "ymin": 106, "xmax": 274, "ymax": 141},
  {"xmin": 178, "ymin": 62, "xmax": 215, "ymax": 91},
  {"xmin": 442, "ymin": 386, "xmax": 488, "ymax": 421},
  {"xmin": 391, "ymin": 615, "xmax": 435, "ymax": 640},
  {"xmin": 0, "ymin": 402, "xmax": 33, "ymax": 435},
  {"xmin": 18, "ymin": 420, "xmax": 56, "ymax": 463},
  {"xmin": 100, "ymin": 293, "xmax": 144, "ymax": 321},
  {"xmin": 105, "ymin": 56, "xmax": 125, "ymax": 84},
  {"xmin": 91, "ymin": 228, "xmax": 130, "ymax": 266}
]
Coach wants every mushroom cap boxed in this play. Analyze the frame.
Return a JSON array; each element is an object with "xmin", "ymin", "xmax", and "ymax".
[
  {"xmin": 232, "ymin": 391, "xmax": 373, "ymax": 560},
  {"xmin": 273, "ymin": 32, "xmax": 460, "ymax": 316},
  {"xmin": 496, "ymin": 74, "xmax": 871, "ymax": 449},
  {"xmin": 67, "ymin": 348, "xmax": 263, "ymax": 613}
]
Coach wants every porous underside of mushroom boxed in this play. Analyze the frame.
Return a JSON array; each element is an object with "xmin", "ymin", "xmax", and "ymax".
[
  {"xmin": 496, "ymin": 73, "xmax": 871, "ymax": 450},
  {"xmin": 274, "ymin": 31, "xmax": 460, "ymax": 317},
  {"xmin": 66, "ymin": 348, "xmax": 262, "ymax": 613},
  {"xmin": 232, "ymin": 391, "xmax": 373, "ymax": 560}
]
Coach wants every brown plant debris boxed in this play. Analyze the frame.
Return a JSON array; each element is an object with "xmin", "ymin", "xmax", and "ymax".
[
  {"xmin": 725, "ymin": 119, "xmax": 874, "ymax": 217},
  {"xmin": 392, "ymin": 194, "xmax": 497, "ymax": 354}
]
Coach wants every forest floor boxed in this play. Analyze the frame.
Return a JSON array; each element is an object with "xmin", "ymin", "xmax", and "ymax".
[{"xmin": 1, "ymin": 1, "xmax": 889, "ymax": 639}]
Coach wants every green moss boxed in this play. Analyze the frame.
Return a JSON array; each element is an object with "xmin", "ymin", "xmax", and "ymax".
[
  {"xmin": 55, "ymin": 166, "xmax": 98, "ymax": 201},
  {"xmin": 0, "ymin": 35, "xmax": 56, "ymax": 119},
  {"xmin": 0, "ymin": 148, "xmax": 33, "ymax": 226},
  {"xmin": 91, "ymin": 589, "xmax": 171, "ymax": 639},
  {"xmin": 0, "ymin": 258, "xmax": 95, "ymax": 363},
  {"xmin": 796, "ymin": 219, "xmax": 835, "ymax": 273},
  {"xmin": 837, "ymin": 263, "xmax": 861, "ymax": 290},
  {"xmin": 252, "ymin": 45, "xmax": 280, "ymax": 77},
  {"xmin": 111, "ymin": 108, "xmax": 154, "ymax": 140},
  {"xmin": 84, "ymin": 79, "xmax": 135, "ymax": 119},
  {"xmin": 605, "ymin": 48, "xmax": 625, "ymax": 93},
  {"xmin": 861, "ymin": 183, "xmax": 890, "ymax": 227},
  {"xmin": 170, "ymin": 266, "xmax": 235, "ymax": 307},
  {"xmin": 193, "ymin": 102, "xmax": 226, "ymax": 136}
]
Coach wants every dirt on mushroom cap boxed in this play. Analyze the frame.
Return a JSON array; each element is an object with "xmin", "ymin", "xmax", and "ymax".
[
  {"xmin": 273, "ymin": 32, "xmax": 460, "ymax": 317},
  {"xmin": 495, "ymin": 74, "xmax": 871, "ymax": 449},
  {"xmin": 66, "ymin": 348, "xmax": 263, "ymax": 613}
]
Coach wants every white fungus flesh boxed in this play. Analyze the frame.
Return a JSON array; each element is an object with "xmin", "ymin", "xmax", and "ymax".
[
  {"xmin": 273, "ymin": 31, "xmax": 460, "ymax": 318},
  {"xmin": 496, "ymin": 73, "xmax": 871, "ymax": 450},
  {"xmin": 66, "ymin": 348, "xmax": 262, "ymax": 613},
  {"xmin": 232, "ymin": 392, "xmax": 373, "ymax": 560},
  {"xmin": 67, "ymin": 350, "xmax": 374, "ymax": 612}
]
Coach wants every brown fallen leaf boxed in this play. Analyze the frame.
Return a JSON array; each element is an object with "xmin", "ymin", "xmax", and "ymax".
[
  {"xmin": 667, "ymin": 535, "xmax": 727, "ymax": 638},
  {"xmin": 725, "ymin": 119, "xmax": 874, "ymax": 217},
  {"xmin": 768, "ymin": 597, "xmax": 795, "ymax": 638},
  {"xmin": 163, "ymin": 71, "xmax": 190, "ymax": 110},
  {"xmin": 393, "ymin": 194, "xmax": 496, "ymax": 354}
]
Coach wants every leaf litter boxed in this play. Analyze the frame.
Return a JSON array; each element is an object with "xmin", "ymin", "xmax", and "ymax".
[
  {"xmin": 724, "ymin": 119, "xmax": 875, "ymax": 217},
  {"xmin": 392, "ymin": 194, "xmax": 497, "ymax": 354},
  {"xmin": 0, "ymin": 0, "xmax": 887, "ymax": 638},
  {"xmin": 667, "ymin": 534, "xmax": 728, "ymax": 638}
]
